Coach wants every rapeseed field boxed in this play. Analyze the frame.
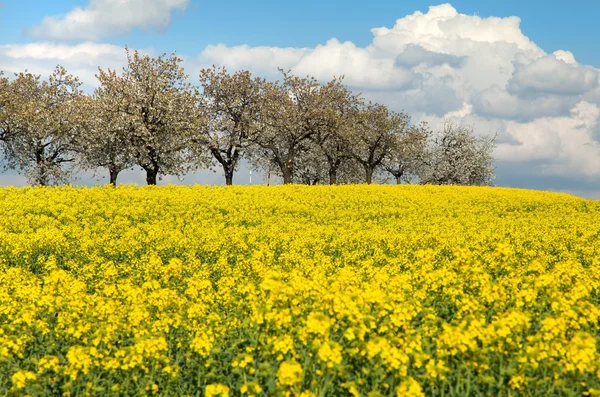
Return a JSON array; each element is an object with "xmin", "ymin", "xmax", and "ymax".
[{"xmin": 1, "ymin": 185, "xmax": 599, "ymax": 396}]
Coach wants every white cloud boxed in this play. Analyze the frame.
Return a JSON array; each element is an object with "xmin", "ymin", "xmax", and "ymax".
[
  {"xmin": 370, "ymin": 4, "xmax": 540, "ymax": 55},
  {"xmin": 508, "ymin": 54, "xmax": 599, "ymax": 96},
  {"xmin": 553, "ymin": 50, "xmax": 577, "ymax": 65},
  {"xmin": 496, "ymin": 100, "xmax": 600, "ymax": 176},
  {"xmin": 3, "ymin": 42, "xmax": 124, "ymax": 62},
  {"xmin": 0, "ymin": 42, "xmax": 129, "ymax": 89},
  {"xmin": 293, "ymin": 39, "xmax": 419, "ymax": 90},
  {"xmin": 395, "ymin": 44, "xmax": 465, "ymax": 68},
  {"xmin": 472, "ymin": 85, "xmax": 578, "ymax": 121},
  {"xmin": 30, "ymin": 0, "xmax": 189, "ymax": 40},
  {"xmin": 196, "ymin": 44, "xmax": 307, "ymax": 80},
  {"xmin": 193, "ymin": 4, "xmax": 545, "ymax": 93}
]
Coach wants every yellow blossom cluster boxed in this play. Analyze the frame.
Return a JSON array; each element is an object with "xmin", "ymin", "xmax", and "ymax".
[{"xmin": 0, "ymin": 184, "xmax": 600, "ymax": 396}]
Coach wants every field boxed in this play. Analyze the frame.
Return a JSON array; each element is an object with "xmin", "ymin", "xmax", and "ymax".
[{"xmin": 1, "ymin": 185, "xmax": 600, "ymax": 396}]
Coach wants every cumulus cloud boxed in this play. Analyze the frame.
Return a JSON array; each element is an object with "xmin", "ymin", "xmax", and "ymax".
[
  {"xmin": 472, "ymin": 85, "xmax": 578, "ymax": 122},
  {"xmin": 395, "ymin": 44, "xmax": 465, "ymax": 68},
  {"xmin": 293, "ymin": 39, "xmax": 420, "ymax": 90},
  {"xmin": 4, "ymin": 3, "xmax": 600, "ymax": 191},
  {"xmin": 508, "ymin": 54, "xmax": 599, "ymax": 97},
  {"xmin": 192, "ymin": 4, "xmax": 546, "ymax": 93},
  {"xmin": 496, "ymin": 101, "xmax": 600, "ymax": 176},
  {"xmin": 30, "ymin": 0, "xmax": 189, "ymax": 40},
  {"xmin": 553, "ymin": 50, "xmax": 577, "ymax": 65},
  {"xmin": 364, "ymin": 78, "xmax": 464, "ymax": 117},
  {"xmin": 370, "ymin": 3, "xmax": 540, "ymax": 55}
]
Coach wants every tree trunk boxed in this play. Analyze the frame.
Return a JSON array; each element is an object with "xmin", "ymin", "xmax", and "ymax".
[
  {"xmin": 328, "ymin": 168, "xmax": 337, "ymax": 185},
  {"xmin": 35, "ymin": 168, "xmax": 48, "ymax": 187},
  {"xmin": 365, "ymin": 167, "xmax": 374, "ymax": 184},
  {"xmin": 282, "ymin": 169, "xmax": 293, "ymax": 184},
  {"xmin": 211, "ymin": 147, "xmax": 238, "ymax": 186},
  {"xmin": 280, "ymin": 158, "xmax": 294, "ymax": 184},
  {"xmin": 224, "ymin": 167, "xmax": 234, "ymax": 186},
  {"xmin": 395, "ymin": 174, "xmax": 402, "ymax": 184},
  {"xmin": 34, "ymin": 147, "xmax": 46, "ymax": 187},
  {"xmin": 109, "ymin": 167, "xmax": 119, "ymax": 186},
  {"xmin": 144, "ymin": 167, "xmax": 158, "ymax": 185}
]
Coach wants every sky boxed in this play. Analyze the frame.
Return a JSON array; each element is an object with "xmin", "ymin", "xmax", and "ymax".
[{"xmin": 1, "ymin": 0, "xmax": 600, "ymax": 197}]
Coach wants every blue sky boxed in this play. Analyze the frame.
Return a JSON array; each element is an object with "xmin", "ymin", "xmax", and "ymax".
[{"xmin": 2, "ymin": 1, "xmax": 600, "ymax": 196}]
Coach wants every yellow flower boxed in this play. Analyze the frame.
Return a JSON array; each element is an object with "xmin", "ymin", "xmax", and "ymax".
[
  {"xmin": 11, "ymin": 370, "xmax": 36, "ymax": 389},
  {"xmin": 396, "ymin": 377, "xmax": 425, "ymax": 397},
  {"xmin": 297, "ymin": 391, "xmax": 317, "ymax": 397},
  {"xmin": 38, "ymin": 355, "xmax": 60, "ymax": 373},
  {"xmin": 425, "ymin": 359, "xmax": 449, "ymax": 380},
  {"xmin": 240, "ymin": 382, "xmax": 262, "ymax": 395},
  {"xmin": 232, "ymin": 354, "xmax": 254, "ymax": 369},
  {"xmin": 2, "ymin": 185, "xmax": 600, "ymax": 395},
  {"xmin": 162, "ymin": 365, "xmax": 179, "ymax": 378},
  {"xmin": 205, "ymin": 383, "xmax": 230, "ymax": 397},
  {"xmin": 191, "ymin": 332, "xmax": 214, "ymax": 357},
  {"xmin": 277, "ymin": 360, "xmax": 303, "ymax": 386},
  {"xmin": 509, "ymin": 375, "xmax": 527, "ymax": 390},
  {"xmin": 305, "ymin": 312, "xmax": 332, "ymax": 336},
  {"xmin": 317, "ymin": 341, "xmax": 343, "ymax": 368}
]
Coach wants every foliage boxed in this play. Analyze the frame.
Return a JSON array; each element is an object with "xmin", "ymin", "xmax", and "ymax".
[
  {"xmin": 0, "ymin": 54, "xmax": 496, "ymax": 187},
  {"xmin": 383, "ymin": 121, "xmax": 430, "ymax": 184},
  {"xmin": 0, "ymin": 71, "xmax": 13, "ymax": 143},
  {"xmin": 250, "ymin": 71, "xmax": 322, "ymax": 184},
  {"xmin": 419, "ymin": 121, "xmax": 496, "ymax": 186},
  {"xmin": 0, "ymin": 66, "xmax": 84, "ymax": 186},
  {"xmin": 346, "ymin": 103, "xmax": 411, "ymax": 184},
  {"xmin": 196, "ymin": 66, "xmax": 265, "ymax": 185},
  {"xmin": 303, "ymin": 75, "xmax": 359, "ymax": 185},
  {"xmin": 103, "ymin": 48, "xmax": 200, "ymax": 185},
  {"xmin": 75, "ymin": 72, "xmax": 135, "ymax": 185}
]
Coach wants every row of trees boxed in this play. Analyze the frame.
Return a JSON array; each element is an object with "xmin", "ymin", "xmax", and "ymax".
[{"xmin": 0, "ymin": 49, "xmax": 496, "ymax": 187}]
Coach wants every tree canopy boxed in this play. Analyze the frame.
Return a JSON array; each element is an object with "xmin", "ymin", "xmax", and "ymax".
[{"xmin": 0, "ymin": 50, "xmax": 496, "ymax": 187}]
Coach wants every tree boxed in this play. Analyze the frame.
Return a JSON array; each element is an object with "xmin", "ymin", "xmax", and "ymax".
[
  {"xmin": 75, "ymin": 70, "xmax": 136, "ymax": 186},
  {"xmin": 253, "ymin": 71, "xmax": 359, "ymax": 184},
  {"xmin": 2, "ymin": 66, "xmax": 84, "ymax": 186},
  {"xmin": 0, "ymin": 72, "xmax": 12, "ymax": 144},
  {"xmin": 335, "ymin": 158, "xmax": 364, "ymax": 184},
  {"xmin": 100, "ymin": 48, "xmax": 199, "ymax": 185},
  {"xmin": 293, "ymin": 141, "xmax": 363, "ymax": 185},
  {"xmin": 0, "ymin": 72, "xmax": 14, "ymax": 165},
  {"xmin": 293, "ymin": 140, "xmax": 327, "ymax": 185},
  {"xmin": 419, "ymin": 121, "xmax": 496, "ymax": 186},
  {"xmin": 309, "ymin": 77, "xmax": 360, "ymax": 185},
  {"xmin": 347, "ymin": 103, "xmax": 410, "ymax": 184},
  {"xmin": 251, "ymin": 72, "xmax": 320, "ymax": 184},
  {"xmin": 383, "ymin": 121, "xmax": 430, "ymax": 184},
  {"xmin": 195, "ymin": 67, "xmax": 264, "ymax": 185}
]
